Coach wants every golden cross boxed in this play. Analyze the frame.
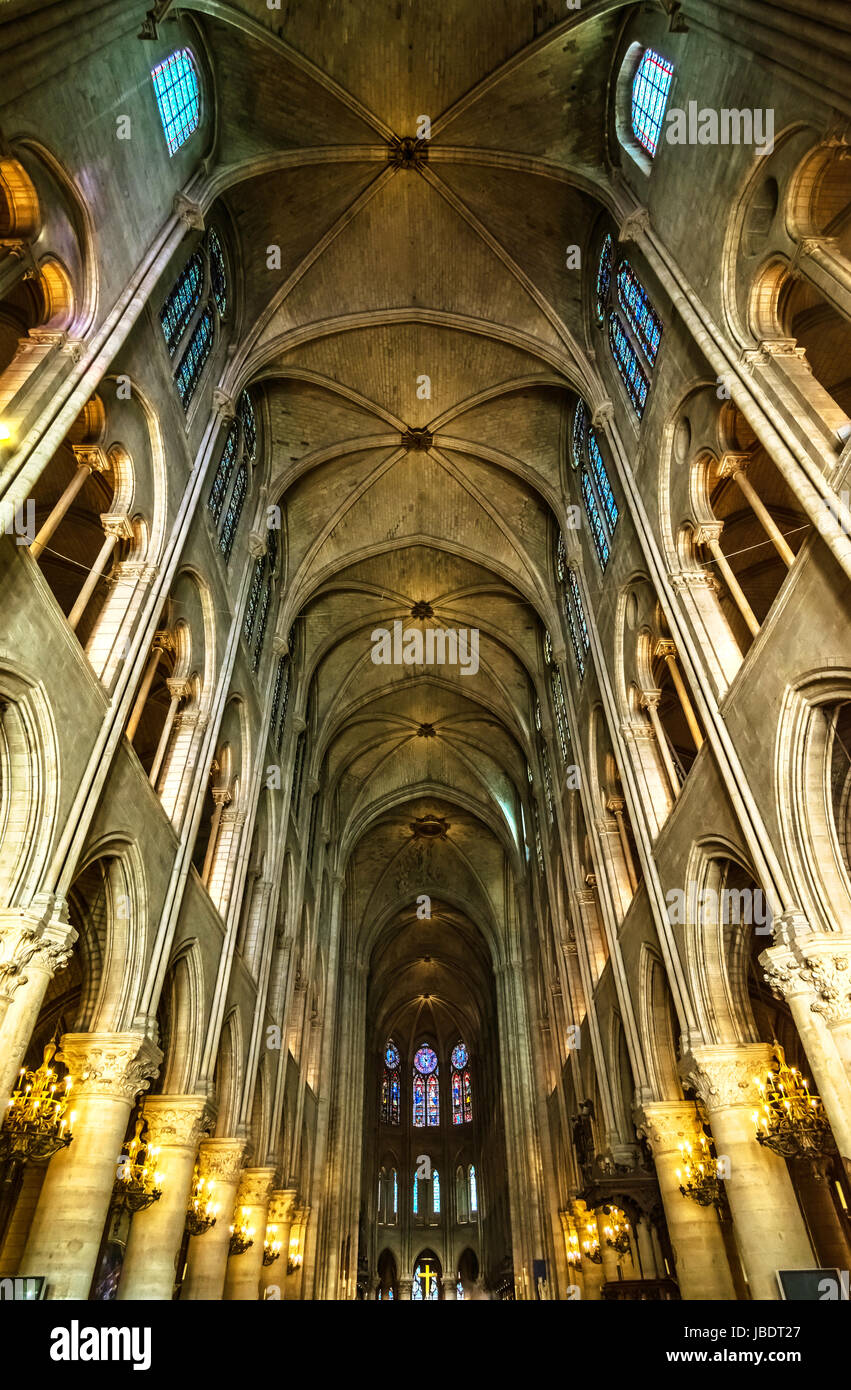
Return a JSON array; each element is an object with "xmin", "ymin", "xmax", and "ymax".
[{"xmin": 421, "ymin": 1261, "xmax": 437, "ymax": 1298}]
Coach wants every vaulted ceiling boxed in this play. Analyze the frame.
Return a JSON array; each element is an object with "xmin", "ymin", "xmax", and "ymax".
[{"xmin": 193, "ymin": 0, "xmax": 634, "ymax": 973}]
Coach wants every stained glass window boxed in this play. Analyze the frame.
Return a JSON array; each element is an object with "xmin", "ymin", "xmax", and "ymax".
[
  {"xmin": 175, "ymin": 307, "xmax": 213, "ymax": 408},
  {"xmin": 270, "ymin": 658, "xmax": 290, "ymax": 748},
  {"xmin": 631, "ymin": 48, "xmax": 674, "ymax": 158},
  {"xmin": 469, "ymin": 1164, "xmax": 478, "ymax": 1214},
  {"xmin": 533, "ymin": 801, "xmax": 544, "ymax": 874},
  {"xmin": 413, "ymin": 1072, "xmax": 426, "ymax": 1128},
  {"xmin": 412, "ymin": 1259, "xmax": 439, "ymax": 1300},
  {"xmin": 457, "ymin": 1281, "xmax": 465, "ymax": 1300},
  {"xmin": 412, "ymin": 1171, "xmax": 419, "ymax": 1214},
  {"xmin": 392, "ymin": 1169, "xmax": 398, "ymax": 1217},
  {"xmin": 571, "ymin": 399, "xmax": 587, "ymax": 469},
  {"xmin": 569, "ymin": 569, "xmax": 590, "ymax": 655},
  {"xmin": 451, "ymin": 1043, "xmax": 467, "ymax": 1070},
  {"xmin": 160, "ymin": 251, "xmax": 203, "ymax": 357},
  {"xmin": 381, "ymin": 1039, "xmax": 400, "ymax": 1125},
  {"xmin": 595, "ymin": 233, "xmax": 613, "ymax": 324},
  {"xmin": 151, "ymin": 48, "xmax": 200, "ymax": 156},
  {"xmin": 243, "ymin": 556, "xmax": 266, "ymax": 643},
  {"xmin": 433, "ymin": 1170, "xmax": 440, "ymax": 1214},
  {"xmin": 252, "ymin": 579, "xmax": 272, "ymax": 672},
  {"xmin": 581, "ymin": 469, "xmax": 610, "ymax": 570},
  {"xmin": 451, "ymin": 1042, "xmax": 471, "ymax": 1126},
  {"xmin": 239, "ymin": 392, "xmax": 257, "ymax": 463},
  {"xmin": 426, "ymin": 1073, "xmax": 439, "ymax": 1127},
  {"xmin": 220, "ymin": 461, "xmax": 247, "ymax": 562},
  {"xmin": 563, "ymin": 589, "xmax": 585, "ymax": 681},
  {"xmin": 452, "ymin": 1069, "xmax": 463, "ymax": 1125},
  {"xmin": 209, "ymin": 228, "xmax": 227, "ymax": 318},
  {"xmin": 608, "ymin": 312, "xmax": 649, "ymax": 418},
  {"xmin": 550, "ymin": 668, "xmax": 570, "ymax": 763},
  {"xmin": 209, "ymin": 421, "xmax": 238, "ymax": 522},
  {"xmin": 541, "ymin": 741, "xmax": 554, "ymax": 821},
  {"xmin": 616, "ymin": 261, "xmax": 662, "ymax": 365},
  {"xmin": 555, "ymin": 530, "xmax": 567, "ymax": 584},
  {"xmin": 414, "ymin": 1045, "xmax": 437, "ymax": 1074},
  {"xmin": 463, "ymin": 1071, "xmax": 472, "ymax": 1123},
  {"xmin": 587, "ymin": 428, "xmax": 619, "ymax": 529}
]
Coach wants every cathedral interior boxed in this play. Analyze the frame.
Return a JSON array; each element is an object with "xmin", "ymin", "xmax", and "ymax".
[{"xmin": 1, "ymin": 0, "xmax": 851, "ymax": 1308}]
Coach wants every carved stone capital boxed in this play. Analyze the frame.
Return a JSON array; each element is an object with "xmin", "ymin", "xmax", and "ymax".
[
  {"xmin": 236, "ymin": 1165, "xmax": 277, "ymax": 1209},
  {"xmin": 101, "ymin": 514, "xmax": 135, "ymax": 541},
  {"xmin": 212, "ymin": 389, "xmax": 236, "ymax": 425},
  {"xmin": 591, "ymin": 400, "xmax": 615, "ymax": 429},
  {"xmin": 762, "ymin": 940, "xmax": 851, "ymax": 1027},
  {"xmin": 619, "ymin": 207, "xmax": 651, "ymax": 243},
  {"xmin": 695, "ymin": 521, "xmax": 723, "ymax": 546},
  {"xmin": 212, "ymin": 787, "xmax": 233, "ymax": 809},
  {"xmin": 718, "ymin": 452, "xmax": 752, "ymax": 480},
  {"xmin": 166, "ymin": 677, "xmax": 193, "ymax": 701},
  {"xmin": 668, "ymin": 569, "xmax": 720, "ymax": 593},
  {"xmin": 634, "ymin": 1100, "xmax": 701, "ymax": 1154},
  {"xmin": 268, "ymin": 1187, "xmax": 298, "ymax": 1225},
  {"xmin": 58, "ymin": 1031, "xmax": 162, "ymax": 1102},
  {"xmin": 142, "ymin": 1094, "xmax": 213, "ymax": 1149},
  {"xmin": 680, "ymin": 1044, "xmax": 774, "ymax": 1112},
  {"xmin": 0, "ymin": 910, "xmax": 76, "ymax": 1003},
  {"xmin": 247, "ymin": 530, "xmax": 267, "ymax": 559},
  {"xmin": 71, "ymin": 445, "xmax": 109, "ymax": 474},
  {"xmin": 173, "ymin": 193, "xmax": 204, "ymax": 231},
  {"xmin": 197, "ymin": 1136, "xmax": 247, "ymax": 1186},
  {"xmin": 654, "ymin": 639, "xmax": 677, "ymax": 660}
]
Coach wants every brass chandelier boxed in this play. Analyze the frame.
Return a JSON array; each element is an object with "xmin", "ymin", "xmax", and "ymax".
[
  {"xmin": 603, "ymin": 1206, "xmax": 631, "ymax": 1255},
  {"xmin": 581, "ymin": 1217, "xmax": 602, "ymax": 1264},
  {"xmin": 185, "ymin": 1164, "xmax": 219, "ymax": 1236},
  {"xmin": 753, "ymin": 1042, "xmax": 836, "ymax": 1160},
  {"xmin": 112, "ymin": 1114, "xmax": 163, "ymax": 1215},
  {"xmin": 0, "ymin": 1040, "xmax": 74, "ymax": 1170},
  {"xmin": 229, "ymin": 1206, "xmax": 255, "ymax": 1255},
  {"xmin": 677, "ymin": 1132, "xmax": 724, "ymax": 1208},
  {"xmin": 263, "ymin": 1225, "xmax": 282, "ymax": 1266}
]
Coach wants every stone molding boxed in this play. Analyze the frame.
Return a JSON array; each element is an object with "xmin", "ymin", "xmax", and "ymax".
[
  {"xmin": 0, "ymin": 912, "xmax": 77, "ymax": 1004},
  {"xmin": 236, "ymin": 1166, "xmax": 277, "ymax": 1209},
  {"xmin": 58, "ymin": 1031, "xmax": 162, "ymax": 1102},
  {"xmin": 762, "ymin": 940, "xmax": 851, "ymax": 1027},
  {"xmin": 268, "ymin": 1187, "xmax": 298, "ymax": 1224}
]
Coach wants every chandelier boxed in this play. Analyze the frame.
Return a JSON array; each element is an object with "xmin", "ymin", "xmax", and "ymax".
[
  {"xmin": 603, "ymin": 1206, "xmax": 631, "ymax": 1255},
  {"xmin": 0, "ymin": 1040, "xmax": 74, "ymax": 1169},
  {"xmin": 754, "ymin": 1042, "xmax": 836, "ymax": 1160},
  {"xmin": 263, "ymin": 1225, "xmax": 282, "ymax": 1266},
  {"xmin": 567, "ymin": 1231, "xmax": 581, "ymax": 1267},
  {"xmin": 229, "ymin": 1207, "xmax": 255, "ymax": 1255},
  {"xmin": 581, "ymin": 1217, "xmax": 602, "ymax": 1264},
  {"xmin": 112, "ymin": 1114, "xmax": 163, "ymax": 1215},
  {"xmin": 185, "ymin": 1165, "xmax": 219, "ymax": 1236},
  {"xmin": 677, "ymin": 1132, "xmax": 724, "ymax": 1208}
]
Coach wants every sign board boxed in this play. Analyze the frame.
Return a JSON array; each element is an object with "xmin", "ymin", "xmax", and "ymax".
[{"xmin": 777, "ymin": 1269, "xmax": 848, "ymax": 1301}]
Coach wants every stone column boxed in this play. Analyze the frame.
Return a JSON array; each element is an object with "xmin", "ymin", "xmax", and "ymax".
[
  {"xmin": 29, "ymin": 446, "xmax": 108, "ymax": 561},
  {"xmin": 683, "ymin": 1046, "xmax": 816, "ymax": 1299},
  {"xmin": 224, "ymin": 1166, "xmax": 276, "ymax": 1300},
  {"xmin": 260, "ymin": 1187, "xmax": 297, "ymax": 1298},
  {"xmin": 720, "ymin": 454, "xmax": 795, "ymax": 568},
  {"xmin": 149, "ymin": 678, "xmax": 191, "ymax": 788},
  {"xmin": 635, "ymin": 1214, "xmax": 658, "ymax": 1278},
  {"xmin": 762, "ymin": 938, "xmax": 851, "ymax": 1167},
  {"xmin": 67, "ymin": 515, "xmax": 133, "ymax": 632},
  {"xmin": 636, "ymin": 1102, "xmax": 736, "ymax": 1300},
  {"xmin": 639, "ymin": 691, "xmax": 681, "ymax": 801},
  {"xmin": 695, "ymin": 522, "xmax": 761, "ymax": 638},
  {"xmin": 125, "ymin": 632, "xmax": 172, "ymax": 743},
  {"xmin": 117, "ymin": 1095, "xmax": 210, "ymax": 1301},
  {"xmin": 606, "ymin": 796, "xmax": 638, "ymax": 891},
  {"xmin": 18, "ymin": 1031, "xmax": 161, "ymax": 1300},
  {"xmin": 655, "ymin": 640, "xmax": 704, "ymax": 749},
  {"xmin": 181, "ymin": 1138, "xmax": 245, "ymax": 1301},
  {"xmin": 398, "ymin": 1276, "xmax": 413, "ymax": 1300},
  {"xmin": 0, "ymin": 908, "xmax": 76, "ymax": 1113}
]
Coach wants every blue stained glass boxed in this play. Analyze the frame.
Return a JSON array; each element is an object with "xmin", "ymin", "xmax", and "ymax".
[
  {"xmin": 413, "ymin": 1259, "xmax": 439, "ymax": 1300},
  {"xmin": 243, "ymin": 556, "xmax": 266, "ymax": 642},
  {"xmin": 569, "ymin": 570, "xmax": 590, "ymax": 653},
  {"xmin": 631, "ymin": 48, "xmax": 674, "ymax": 158},
  {"xmin": 252, "ymin": 581, "xmax": 272, "ymax": 672},
  {"xmin": 385, "ymin": 1041, "xmax": 400, "ymax": 1069},
  {"xmin": 414, "ymin": 1046, "xmax": 438, "ymax": 1075},
  {"xmin": 160, "ymin": 251, "xmax": 203, "ymax": 356},
  {"xmin": 452, "ymin": 1070, "xmax": 463, "ymax": 1125},
  {"xmin": 587, "ymin": 429, "xmax": 619, "ymax": 530},
  {"xmin": 175, "ymin": 308, "xmax": 213, "ymax": 408},
  {"xmin": 572, "ymin": 399, "xmax": 587, "ymax": 469},
  {"xmin": 270, "ymin": 659, "xmax": 290, "ymax": 749},
  {"xmin": 413, "ymin": 1073, "xmax": 426, "ymax": 1128},
  {"xmin": 544, "ymin": 629, "xmax": 554, "ymax": 665},
  {"xmin": 239, "ymin": 392, "xmax": 257, "ymax": 463},
  {"xmin": 463, "ymin": 1070, "xmax": 472, "ymax": 1123},
  {"xmin": 393, "ymin": 1169, "xmax": 398, "ymax": 1214},
  {"xmin": 209, "ymin": 228, "xmax": 227, "ymax": 318},
  {"xmin": 616, "ymin": 261, "xmax": 663, "ymax": 366},
  {"xmin": 220, "ymin": 460, "xmax": 247, "ymax": 562},
  {"xmin": 469, "ymin": 1165, "xmax": 478, "ymax": 1213},
  {"xmin": 426, "ymin": 1073, "xmax": 439, "ymax": 1127},
  {"xmin": 390, "ymin": 1076, "xmax": 400, "ymax": 1125},
  {"xmin": 550, "ymin": 668, "xmax": 570, "ymax": 762},
  {"xmin": 413, "ymin": 1172, "xmax": 419, "ymax": 1213},
  {"xmin": 433, "ymin": 1170, "xmax": 440, "ymax": 1214},
  {"xmin": 209, "ymin": 422, "xmax": 238, "ymax": 522},
  {"xmin": 151, "ymin": 48, "xmax": 200, "ymax": 156},
  {"xmin": 555, "ymin": 531, "xmax": 567, "ymax": 584},
  {"xmin": 451, "ymin": 1043, "xmax": 467, "ymax": 1071},
  {"xmin": 608, "ymin": 312, "xmax": 649, "ymax": 418},
  {"xmin": 541, "ymin": 740, "xmax": 554, "ymax": 821},
  {"xmin": 595, "ymin": 234, "xmax": 612, "ymax": 324}
]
